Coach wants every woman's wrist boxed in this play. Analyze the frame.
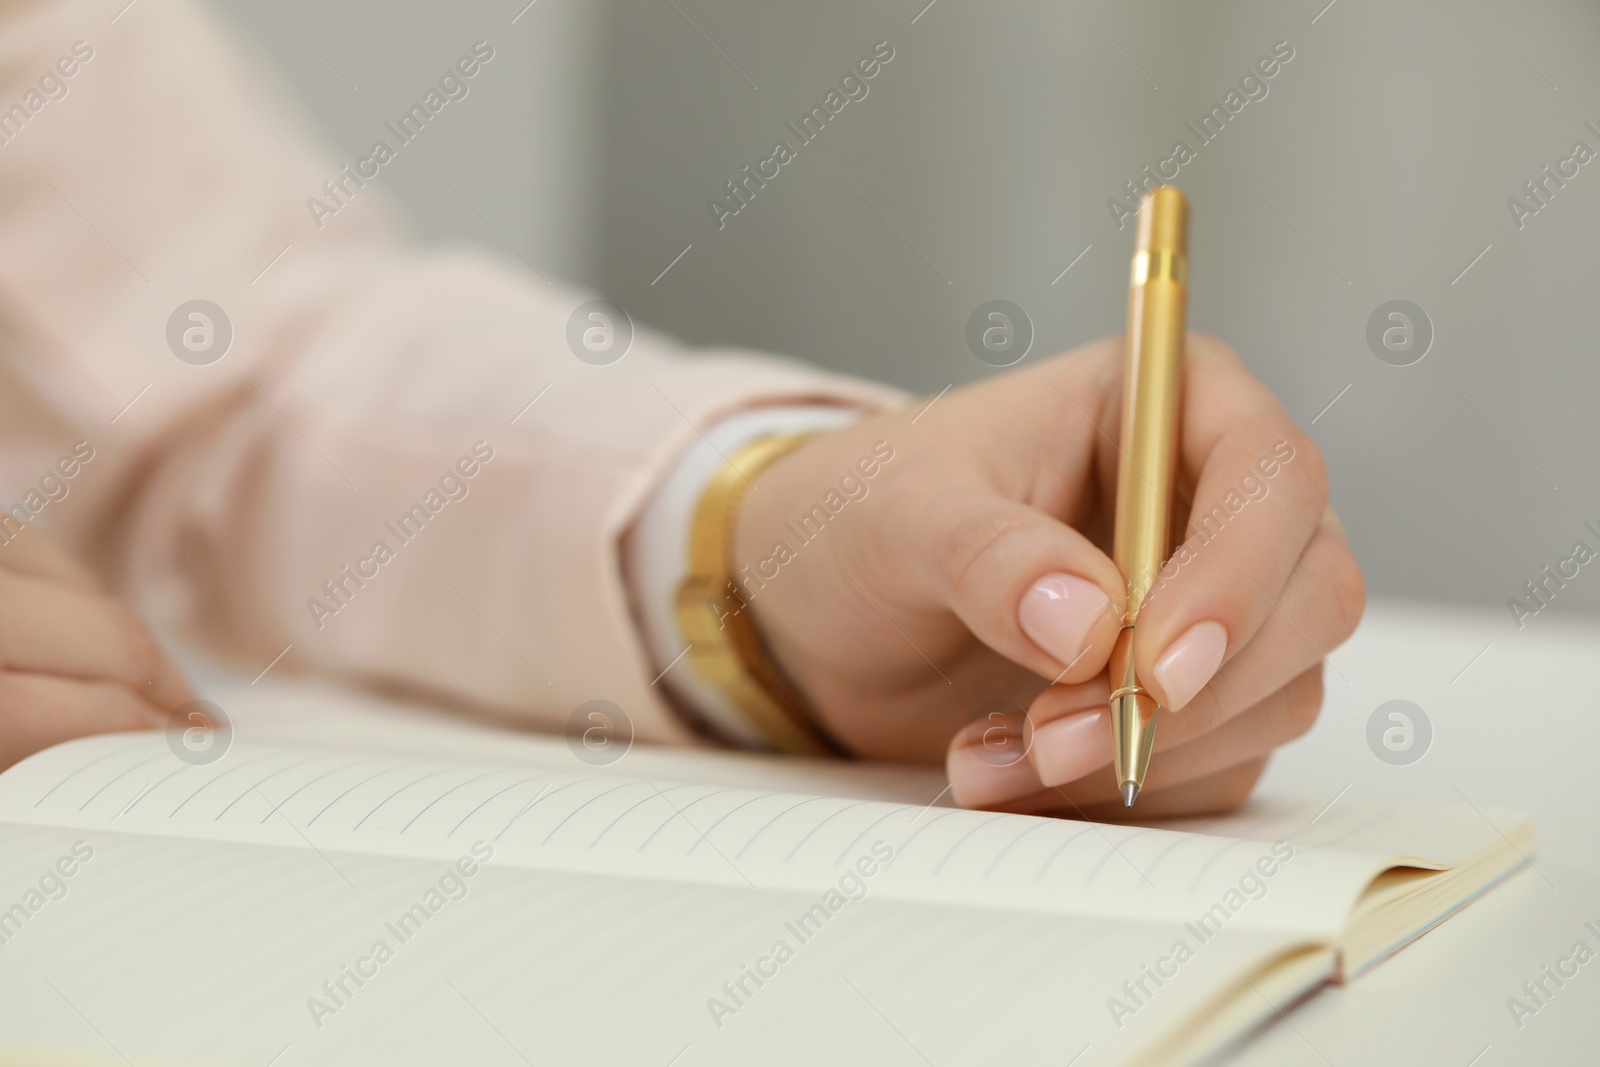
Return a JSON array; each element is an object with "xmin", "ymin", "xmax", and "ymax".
[
  {"xmin": 623, "ymin": 404, "xmax": 863, "ymax": 748},
  {"xmin": 727, "ymin": 418, "xmax": 915, "ymax": 758}
]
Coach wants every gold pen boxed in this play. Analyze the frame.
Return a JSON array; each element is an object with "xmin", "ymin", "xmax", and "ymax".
[{"xmin": 1110, "ymin": 187, "xmax": 1188, "ymax": 808}]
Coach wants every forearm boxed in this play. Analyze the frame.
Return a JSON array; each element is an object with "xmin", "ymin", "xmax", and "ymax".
[{"xmin": 0, "ymin": 0, "xmax": 905, "ymax": 739}]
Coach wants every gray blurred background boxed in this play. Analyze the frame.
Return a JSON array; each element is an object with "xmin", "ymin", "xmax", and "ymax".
[{"xmin": 213, "ymin": 0, "xmax": 1600, "ymax": 621}]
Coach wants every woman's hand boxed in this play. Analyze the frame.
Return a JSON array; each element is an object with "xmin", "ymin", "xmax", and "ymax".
[
  {"xmin": 0, "ymin": 522, "xmax": 194, "ymax": 769},
  {"xmin": 734, "ymin": 334, "xmax": 1364, "ymax": 819}
]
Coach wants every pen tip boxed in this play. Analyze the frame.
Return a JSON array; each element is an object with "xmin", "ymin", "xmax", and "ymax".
[{"xmin": 1121, "ymin": 782, "xmax": 1139, "ymax": 809}]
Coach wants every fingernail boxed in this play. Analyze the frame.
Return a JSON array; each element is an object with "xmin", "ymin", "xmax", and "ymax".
[
  {"xmin": 948, "ymin": 731, "xmax": 1038, "ymax": 808},
  {"xmin": 1030, "ymin": 708, "xmax": 1110, "ymax": 786},
  {"xmin": 1152, "ymin": 620, "xmax": 1229, "ymax": 711},
  {"xmin": 1019, "ymin": 573, "xmax": 1111, "ymax": 669}
]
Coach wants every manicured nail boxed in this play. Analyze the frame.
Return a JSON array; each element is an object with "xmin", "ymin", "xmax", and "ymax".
[
  {"xmin": 1152, "ymin": 620, "xmax": 1229, "ymax": 712},
  {"xmin": 1019, "ymin": 573, "xmax": 1111, "ymax": 670},
  {"xmin": 1030, "ymin": 708, "xmax": 1110, "ymax": 786},
  {"xmin": 948, "ymin": 728, "xmax": 1039, "ymax": 808}
]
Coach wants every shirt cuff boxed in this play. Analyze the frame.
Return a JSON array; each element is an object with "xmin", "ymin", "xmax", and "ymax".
[{"xmin": 626, "ymin": 404, "xmax": 863, "ymax": 746}]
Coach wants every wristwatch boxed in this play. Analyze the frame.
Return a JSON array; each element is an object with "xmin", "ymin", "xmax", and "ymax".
[{"xmin": 673, "ymin": 432, "xmax": 843, "ymax": 756}]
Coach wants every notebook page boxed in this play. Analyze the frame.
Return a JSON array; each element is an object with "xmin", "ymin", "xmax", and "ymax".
[
  {"xmin": 1176, "ymin": 797, "xmax": 1532, "ymax": 871},
  {"xmin": 212, "ymin": 672, "xmax": 1529, "ymax": 869},
  {"xmin": 0, "ymin": 735, "xmax": 1381, "ymax": 938},
  {"xmin": 0, "ymin": 822, "xmax": 1330, "ymax": 1067},
  {"xmin": 214, "ymin": 670, "xmax": 953, "ymax": 805}
]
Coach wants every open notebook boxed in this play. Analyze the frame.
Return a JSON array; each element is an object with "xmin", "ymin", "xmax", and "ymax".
[{"xmin": 0, "ymin": 717, "xmax": 1531, "ymax": 1067}]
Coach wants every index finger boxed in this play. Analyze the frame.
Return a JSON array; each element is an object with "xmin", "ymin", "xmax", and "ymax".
[{"xmin": 1131, "ymin": 335, "xmax": 1329, "ymax": 711}]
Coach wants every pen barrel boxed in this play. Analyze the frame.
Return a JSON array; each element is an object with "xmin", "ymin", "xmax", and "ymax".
[
  {"xmin": 1113, "ymin": 189, "xmax": 1188, "ymax": 623},
  {"xmin": 1109, "ymin": 188, "xmax": 1187, "ymax": 796}
]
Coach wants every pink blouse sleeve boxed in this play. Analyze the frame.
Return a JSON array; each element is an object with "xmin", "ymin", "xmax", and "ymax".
[{"xmin": 0, "ymin": 0, "xmax": 903, "ymax": 741}]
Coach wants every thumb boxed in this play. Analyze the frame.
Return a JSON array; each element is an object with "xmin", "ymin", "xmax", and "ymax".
[{"xmin": 918, "ymin": 493, "xmax": 1125, "ymax": 684}]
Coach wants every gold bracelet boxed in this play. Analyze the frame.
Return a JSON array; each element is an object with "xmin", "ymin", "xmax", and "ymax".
[{"xmin": 673, "ymin": 433, "xmax": 842, "ymax": 756}]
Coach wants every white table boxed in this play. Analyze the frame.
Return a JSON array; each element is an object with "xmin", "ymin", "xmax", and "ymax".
[
  {"xmin": 202, "ymin": 597, "xmax": 1600, "ymax": 1065},
  {"xmin": 1230, "ymin": 599, "xmax": 1600, "ymax": 1065}
]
